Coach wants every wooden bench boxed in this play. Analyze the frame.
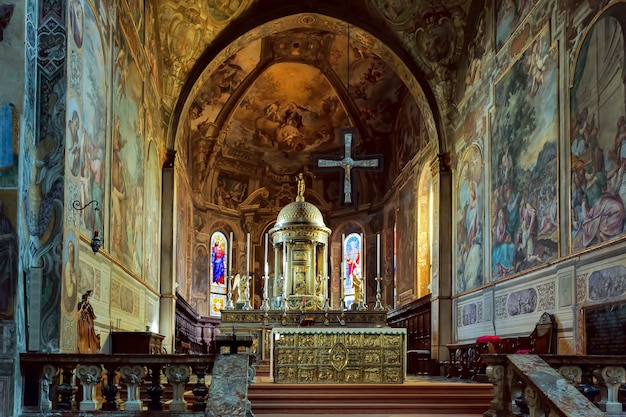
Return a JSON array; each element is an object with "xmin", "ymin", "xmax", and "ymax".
[{"xmin": 445, "ymin": 312, "xmax": 557, "ymax": 381}]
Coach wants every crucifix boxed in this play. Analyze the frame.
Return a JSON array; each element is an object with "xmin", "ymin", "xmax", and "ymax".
[{"xmin": 314, "ymin": 127, "xmax": 383, "ymax": 206}]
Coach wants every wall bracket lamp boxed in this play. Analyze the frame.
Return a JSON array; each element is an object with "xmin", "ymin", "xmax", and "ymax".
[{"xmin": 72, "ymin": 200, "xmax": 103, "ymax": 254}]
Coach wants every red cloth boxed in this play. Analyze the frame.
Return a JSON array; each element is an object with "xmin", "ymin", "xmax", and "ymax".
[{"xmin": 476, "ymin": 335, "xmax": 501, "ymax": 343}]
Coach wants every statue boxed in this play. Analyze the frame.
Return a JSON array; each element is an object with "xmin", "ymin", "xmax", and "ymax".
[
  {"xmin": 77, "ymin": 290, "xmax": 101, "ymax": 353},
  {"xmin": 296, "ymin": 172, "xmax": 305, "ymax": 198}
]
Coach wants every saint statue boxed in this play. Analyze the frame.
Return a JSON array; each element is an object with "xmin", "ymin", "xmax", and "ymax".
[
  {"xmin": 77, "ymin": 290, "xmax": 101, "ymax": 353},
  {"xmin": 296, "ymin": 172, "xmax": 305, "ymax": 198}
]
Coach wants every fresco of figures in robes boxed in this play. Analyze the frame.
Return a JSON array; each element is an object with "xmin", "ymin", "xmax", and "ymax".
[
  {"xmin": 456, "ymin": 145, "xmax": 484, "ymax": 293},
  {"xmin": 67, "ymin": 2, "xmax": 107, "ymax": 240},
  {"xmin": 496, "ymin": 0, "xmax": 535, "ymax": 50},
  {"xmin": 490, "ymin": 29, "xmax": 558, "ymax": 280},
  {"xmin": 111, "ymin": 27, "xmax": 145, "ymax": 275},
  {"xmin": 396, "ymin": 176, "xmax": 416, "ymax": 300},
  {"xmin": 570, "ymin": 15, "xmax": 626, "ymax": 252}
]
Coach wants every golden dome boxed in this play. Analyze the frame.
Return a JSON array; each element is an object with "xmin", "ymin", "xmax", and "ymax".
[{"xmin": 275, "ymin": 199, "xmax": 326, "ymax": 228}]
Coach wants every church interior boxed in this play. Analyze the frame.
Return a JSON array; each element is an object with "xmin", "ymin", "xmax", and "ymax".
[{"xmin": 2, "ymin": 0, "xmax": 626, "ymax": 415}]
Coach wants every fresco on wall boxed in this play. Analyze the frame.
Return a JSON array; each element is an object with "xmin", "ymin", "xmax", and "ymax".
[
  {"xmin": 214, "ymin": 173, "xmax": 248, "ymax": 209},
  {"xmin": 588, "ymin": 265, "xmax": 626, "ymax": 301},
  {"xmin": 490, "ymin": 29, "xmax": 558, "ymax": 280},
  {"xmin": 193, "ymin": 245, "xmax": 208, "ymax": 294},
  {"xmin": 0, "ymin": 196, "xmax": 16, "ymax": 319},
  {"xmin": 0, "ymin": 104, "xmax": 18, "ymax": 188},
  {"xmin": 145, "ymin": 0, "xmax": 159, "ymax": 86},
  {"xmin": 73, "ymin": 4, "xmax": 107, "ymax": 239},
  {"xmin": 465, "ymin": 10, "xmax": 486, "ymax": 87},
  {"xmin": 396, "ymin": 176, "xmax": 416, "ymax": 301},
  {"xmin": 144, "ymin": 143, "xmax": 160, "ymax": 289},
  {"xmin": 393, "ymin": 93, "xmax": 424, "ymax": 177},
  {"xmin": 496, "ymin": 0, "xmax": 535, "ymax": 50},
  {"xmin": 506, "ymin": 288, "xmax": 537, "ymax": 316},
  {"xmin": 69, "ymin": 0, "xmax": 84, "ymax": 48},
  {"xmin": 457, "ymin": 145, "xmax": 484, "ymax": 293},
  {"xmin": 111, "ymin": 28, "xmax": 145, "ymax": 275},
  {"xmin": 570, "ymin": 16, "xmax": 626, "ymax": 252},
  {"xmin": 176, "ymin": 174, "xmax": 191, "ymax": 296},
  {"xmin": 126, "ymin": 0, "xmax": 144, "ymax": 42},
  {"xmin": 62, "ymin": 234, "xmax": 78, "ymax": 316}
]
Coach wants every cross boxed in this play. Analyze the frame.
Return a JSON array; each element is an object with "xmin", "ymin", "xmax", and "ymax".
[{"xmin": 314, "ymin": 127, "xmax": 383, "ymax": 206}]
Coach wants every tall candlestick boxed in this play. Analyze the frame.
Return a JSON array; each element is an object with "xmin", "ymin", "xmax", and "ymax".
[
  {"xmin": 228, "ymin": 232, "xmax": 233, "ymax": 276},
  {"xmin": 360, "ymin": 232, "xmax": 364, "ymax": 275},
  {"xmin": 246, "ymin": 232, "xmax": 250, "ymax": 276},
  {"xmin": 264, "ymin": 233, "xmax": 269, "ymax": 276},
  {"xmin": 376, "ymin": 233, "xmax": 381, "ymax": 276},
  {"xmin": 283, "ymin": 242, "xmax": 288, "ymax": 299},
  {"xmin": 341, "ymin": 233, "xmax": 346, "ymax": 278}
]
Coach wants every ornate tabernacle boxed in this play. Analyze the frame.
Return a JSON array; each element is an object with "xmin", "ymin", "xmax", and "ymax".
[
  {"xmin": 268, "ymin": 173, "xmax": 331, "ymax": 310},
  {"xmin": 271, "ymin": 327, "xmax": 406, "ymax": 384},
  {"xmin": 219, "ymin": 173, "xmax": 404, "ymax": 384}
]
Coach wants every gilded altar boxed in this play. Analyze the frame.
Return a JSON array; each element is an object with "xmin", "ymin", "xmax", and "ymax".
[{"xmin": 271, "ymin": 327, "xmax": 406, "ymax": 384}]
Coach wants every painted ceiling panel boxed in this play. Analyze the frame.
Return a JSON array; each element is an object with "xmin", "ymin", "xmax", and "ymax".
[{"xmin": 228, "ymin": 62, "xmax": 348, "ymax": 172}]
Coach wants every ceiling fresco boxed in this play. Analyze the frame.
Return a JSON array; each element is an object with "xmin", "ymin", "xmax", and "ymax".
[
  {"xmin": 168, "ymin": 6, "xmax": 460, "ymax": 210},
  {"xmin": 185, "ymin": 24, "xmax": 425, "ymax": 206}
]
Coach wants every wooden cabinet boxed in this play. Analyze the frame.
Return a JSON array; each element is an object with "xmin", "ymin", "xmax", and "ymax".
[{"xmin": 111, "ymin": 331, "xmax": 165, "ymax": 354}]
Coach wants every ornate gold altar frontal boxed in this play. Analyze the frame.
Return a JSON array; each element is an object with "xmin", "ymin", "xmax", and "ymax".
[{"xmin": 272, "ymin": 327, "xmax": 406, "ymax": 384}]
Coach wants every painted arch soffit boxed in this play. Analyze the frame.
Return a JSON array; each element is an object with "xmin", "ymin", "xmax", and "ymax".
[{"xmin": 178, "ymin": 14, "xmax": 437, "ymax": 149}]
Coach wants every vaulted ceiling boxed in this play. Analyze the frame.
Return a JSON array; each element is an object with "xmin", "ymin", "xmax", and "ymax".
[{"xmin": 155, "ymin": 0, "xmax": 474, "ymax": 210}]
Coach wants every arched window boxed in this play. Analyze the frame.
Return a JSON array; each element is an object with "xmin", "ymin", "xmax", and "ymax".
[
  {"xmin": 210, "ymin": 231, "xmax": 228, "ymax": 289},
  {"xmin": 343, "ymin": 232, "xmax": 363, "ymax": 310}
]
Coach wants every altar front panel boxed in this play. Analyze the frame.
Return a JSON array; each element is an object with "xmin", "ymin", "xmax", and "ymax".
[{"xmin": 272, "ymin": 327, "xmax": 406, "ymax": 384}]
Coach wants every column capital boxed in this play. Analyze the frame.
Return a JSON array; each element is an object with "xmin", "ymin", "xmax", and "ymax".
[{"xmin": 430, "ymin": 153, "xmax": 454, "ymax": 176}]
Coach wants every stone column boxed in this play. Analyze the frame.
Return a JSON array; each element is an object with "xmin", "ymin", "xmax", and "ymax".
[
  {"xmin": 429, "ymin": 154, "xmax": 453, "ymax": 365},
  {"xmin": 159, "ymin": 150, "xmax": 176, "ymax": 352}
]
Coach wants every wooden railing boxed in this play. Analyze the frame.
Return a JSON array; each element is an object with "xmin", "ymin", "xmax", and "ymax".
[
  {"xmin": 20, "ymin": 353, "xmax": 215, "ymax": 413},
  {"xmin": 482, "ymin": 354, "xmax": 626, "ymax": 417}
]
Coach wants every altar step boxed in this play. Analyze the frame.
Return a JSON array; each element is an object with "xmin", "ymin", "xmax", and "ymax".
[{"xmin": 249, "ymin": 379, "xmax": 493, "ymax": 415}]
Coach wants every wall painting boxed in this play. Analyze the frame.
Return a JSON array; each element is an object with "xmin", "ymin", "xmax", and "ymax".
[
  {"xmin": 490, "ymin": 28, "xmax": 558, "ymax": 280},
  {"xmin": 396, "ymin": 176, "xmax": 416, "ymax": 303},
  {"xmin": 456, "ymin": 145, "xmax": 484, "ymax": 293},
  {"xmin": 143, "ymin": 143, "xmax": 160, "ymax": 289},
  {"xmin": 496, "ymin": 0, "xmax": 535, "ymax": 50},
  {"xmin": 68, "ymin": 3, "xmax": 107, "ymax": 240},
  {"xmin": 570, "ymin": 15, "xmax": 626, "ymax": 252},
  {"xmin": 111, "ymin": 27, "xmax": 144, "ymax": 275}
]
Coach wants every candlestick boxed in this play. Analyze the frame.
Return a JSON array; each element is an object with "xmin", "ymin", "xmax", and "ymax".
[
  {"xmin": 228, "ymin": 232, "xmax": 233, "ymax": 276},
  {"xmin": 264, "ymin": 233, "xmax": 269, "ymax": 276},
  {"xmin": 246, "ymin": 232, "xmax": 250, "ymax": 276},
  {"xmin": 376, "ymin": 233, "xmax": 381, "ymax": 277},
  {"xmin": 283, "ymin": 242, "xmax": 288, "ymax": 299}
]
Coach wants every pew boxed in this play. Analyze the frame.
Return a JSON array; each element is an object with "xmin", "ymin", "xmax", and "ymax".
[{"xmin": 445, "ymin": 312, "xmax": 557, "ymax": 381}]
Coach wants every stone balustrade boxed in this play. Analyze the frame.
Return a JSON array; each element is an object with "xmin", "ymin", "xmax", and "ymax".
[
  {"xmin": 482, "ymin": 354, "xmax": 626, "ymax": 417},
  {"xmin": 20, "ymin": 353, "xmax": 216, "ymax": 414}
]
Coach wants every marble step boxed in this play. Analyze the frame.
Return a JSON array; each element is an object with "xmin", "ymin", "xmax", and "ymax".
[{"xmin": 248, "ymin": 380, "xmax": 493, "ymax": 415}]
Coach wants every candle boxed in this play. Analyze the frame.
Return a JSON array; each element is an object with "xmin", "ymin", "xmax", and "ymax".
[
  {"xmin": 228, "ymin": 232, "xmax": 233, "ymax": 276},
  {"xmin": 246, "ymin": 232, "xmax": 250, "ymax": 276},
  {"xmin": 264, "ymin": 233, "xmax": 269, "ymax": 276},
  {"xmin": 376, "ymin": 233, "xmax": 381, "ymax": 276},
  {"xmin": 341, "ymin": 233, "xmax": 346, "ymax": 278}
]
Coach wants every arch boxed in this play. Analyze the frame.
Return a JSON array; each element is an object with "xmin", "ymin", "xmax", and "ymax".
[{"xmin": 166, "ymin": 4, "xmax": 446, "ymax": 156}]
